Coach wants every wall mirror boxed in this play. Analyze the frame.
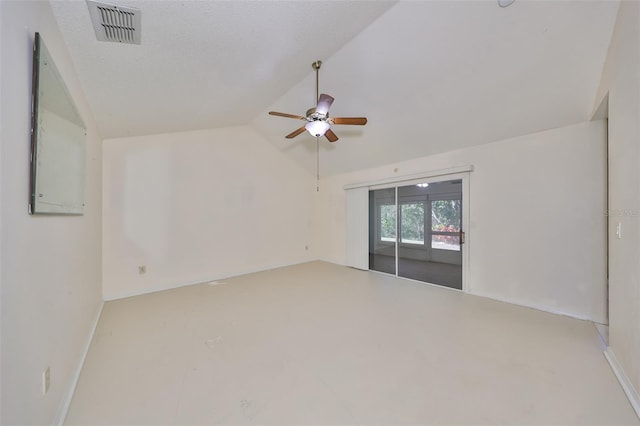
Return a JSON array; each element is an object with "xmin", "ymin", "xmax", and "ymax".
[{"xmin": 29, "ymin": 32, "xmax": 86, "ymax": 215}]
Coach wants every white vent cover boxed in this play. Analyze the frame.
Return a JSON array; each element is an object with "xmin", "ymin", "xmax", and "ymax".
[{"xmin": 87, "ymin": 1, "xmax": 141, "ymax": 44}]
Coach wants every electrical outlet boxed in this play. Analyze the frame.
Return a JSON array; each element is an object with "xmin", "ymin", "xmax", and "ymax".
[
  {"xmin": 138, "ymin": 265, "xmax": 146, "ymax": 274},
  {"xmin": 42, "ymin": 366, "xmax": 50, "ymax": 395}
]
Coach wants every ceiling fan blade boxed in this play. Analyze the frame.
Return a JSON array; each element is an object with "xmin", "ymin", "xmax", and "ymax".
[
  {"xmin": 269, "ymin": 111, "xmax": 307, "ymax": 120},
  {"xmin": 325, "ymin": 129, "xmax": 339, "ymax": 143},
  {"xmin": 316, "ymin": 94, "xmax": 334, "ymax": 115},
  {"xmin": 285, "ymin": 126, "xmax": 307, "ymax": 139},
  {"xmin": 331, "ymin": 117, "xmax": 368, "ymax": 125}
]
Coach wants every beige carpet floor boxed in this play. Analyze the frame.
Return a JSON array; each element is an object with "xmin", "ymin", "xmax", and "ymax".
[{"xmin": 66, "ymin": 261, "xmax": 638, "ymax": 425}]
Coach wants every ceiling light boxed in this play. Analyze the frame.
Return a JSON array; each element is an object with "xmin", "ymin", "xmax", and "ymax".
[
  {"xmin": 305, "ymin": 121, "xmax": 330, "ymax": 137},
  {"xmin": 498, "ymin": 0, "xmax": 515, "ymax": 7}
]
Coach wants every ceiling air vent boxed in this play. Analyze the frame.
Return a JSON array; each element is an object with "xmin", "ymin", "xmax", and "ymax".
[{"xmin": 87, "ymin": 0, "xmax": 141, "ymax": 44}]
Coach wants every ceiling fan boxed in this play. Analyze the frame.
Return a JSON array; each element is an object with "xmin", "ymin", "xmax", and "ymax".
[{"xmin": 268, "ymin": 60, "xmax": 367, "ymax": 142}]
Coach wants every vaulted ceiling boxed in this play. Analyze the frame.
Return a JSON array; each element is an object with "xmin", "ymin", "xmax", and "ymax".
[{"xmin": 51, "ymin": 0, "xmax": 619, "ymax": 176}]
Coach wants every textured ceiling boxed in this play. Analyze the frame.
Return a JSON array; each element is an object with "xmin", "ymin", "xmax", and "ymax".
[
  {"xmin": 251, "ymin": 0, "xmax": 619, "ymax": 176},
  {"xmin": 50, "ymin": 0, "xmax": 396, "ymax": 139},
  {"xmin": 51, "ymin": 0, "xmax": 619, "ymax": 176}
]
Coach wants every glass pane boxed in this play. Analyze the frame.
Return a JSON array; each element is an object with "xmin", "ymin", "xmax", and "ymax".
[
  {"xmin": 380, "ymin": 204, "xmax": 396, "ymax": 242},
  {"xmin": 369, "ymin": 188, "xmax": 396, "ymax": 275},
  {"xmin": 431, "ymin": 200, "xmax": 461, "ymax": 233},
  {"xmin": 398, "ymin": 182, "xmax": 462, "ymax": 289},
  {"xmin": 401, "ymin": 203, "xmax": 424, "ymax": 244},
  {"xmin": 431, "ymin": 235, "xmax": 461, "ymax": 251}
]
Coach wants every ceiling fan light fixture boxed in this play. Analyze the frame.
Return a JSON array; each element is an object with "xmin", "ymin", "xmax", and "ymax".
[{"xmin": 305, "ymin": 120, "xmax": 330, "ymax": 137}]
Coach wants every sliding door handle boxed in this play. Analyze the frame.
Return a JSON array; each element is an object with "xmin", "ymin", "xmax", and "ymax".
[{"xmin": 459, "ymin": 231, "xmax": 465, "ymax": 244}]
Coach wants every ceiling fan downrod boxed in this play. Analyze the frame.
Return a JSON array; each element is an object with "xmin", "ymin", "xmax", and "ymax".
[{"xmin": 312, "ymin": 60, "xmax": 321, "ymax": 104}]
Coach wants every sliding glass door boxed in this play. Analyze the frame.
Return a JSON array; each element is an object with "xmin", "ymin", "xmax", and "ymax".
[{"xmin": 369, "ymin": 179, "xmax": 463, "ymax": 290}]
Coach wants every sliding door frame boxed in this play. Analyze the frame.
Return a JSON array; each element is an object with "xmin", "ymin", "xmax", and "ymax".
[{"xmin": 366, "ymin": 170, "xmax": 471, "ymax": 292}]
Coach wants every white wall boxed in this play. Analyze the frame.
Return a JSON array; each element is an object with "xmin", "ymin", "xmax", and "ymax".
[
  {"xmin": 102, "ymin": 126, "xmax": 316, "ymax": 300},
  {"xmin": 0, "ymin": 4, "xmax": 4, "ymax": 423},
  {"xmin": 593, "ymin": 0, "xmax": 640, "ymax": 409},
  {"xmin": 0, "ymin": 1, "xmax": 103, "ymax": 424},
  {"xmin": 316, "ymin": 120, "xmax": 607, "ymax": 323}
]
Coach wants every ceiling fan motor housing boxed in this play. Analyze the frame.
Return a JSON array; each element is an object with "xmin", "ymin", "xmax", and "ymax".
[{"xmin": 306, "ymin": 107, "xmax": 328, "ymax": 121}]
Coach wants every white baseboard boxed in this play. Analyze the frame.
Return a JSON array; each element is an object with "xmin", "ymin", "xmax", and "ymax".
[
  {"xmin": 604, "ymin": 347, "xmax": 640, "ymax": 419},
  {"xmin": 104, "ymin": 258, "xmax": 319, "ymax": 301},
  {"xmin": 467, "ymin": 290, "xmax": 594, "ymax": 322},
  {"xmin": 55, "ymin": 301, "xmax": 104, "ymax": 425}
]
